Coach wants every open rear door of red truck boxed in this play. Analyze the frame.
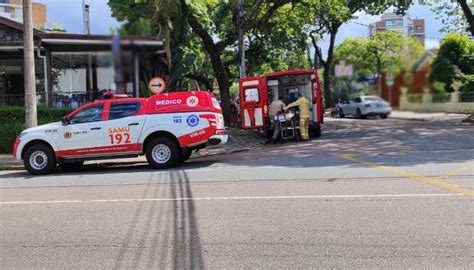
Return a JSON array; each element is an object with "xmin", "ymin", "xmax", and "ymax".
[
  {"xmin": 239, "ymin": 77, "xmax": 266, "ymax": 129},
  {"xmin": 311, "ymin": 72, "xmax": 324, "ymax": 124}
]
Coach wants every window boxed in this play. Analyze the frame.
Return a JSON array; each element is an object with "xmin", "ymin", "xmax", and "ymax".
[
  {"xmin": 69, "ymin": 105, "xmax": 104, "ymax": 124},
  {"xmin": 244, "ymin": 88, "xmax": 259, "ymax": 102},
  {"xmin": 386, "ymin": 19, "xmax": 403, "ymax": 26},
  {"xmin": 353, "ymin": 97, "xmax": 362, "ymax": 103},
  {"xmin": 109, "ymin": 102, "xmax": 141, "ymax": 120},
  {"xmin": 364, "ymin": 97, "xmax": 383, "ymax": 102}
]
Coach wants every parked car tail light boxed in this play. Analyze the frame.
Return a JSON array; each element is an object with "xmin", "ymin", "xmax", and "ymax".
[{"xmin": 365, "ymin": 104, "xmax": 371, "ymax": 108}]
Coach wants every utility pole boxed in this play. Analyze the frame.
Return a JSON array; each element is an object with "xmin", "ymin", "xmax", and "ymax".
[
  {"xmin": 84, "ymin": 3, "xmax": 90, "ymax": 35},
  {"xmin": 23, "ymin": 0, "xmax": 37, "ymax": 128},
  {"xmin": 238, "ymin": 0, "xmax": 246, "ymax": 78}
]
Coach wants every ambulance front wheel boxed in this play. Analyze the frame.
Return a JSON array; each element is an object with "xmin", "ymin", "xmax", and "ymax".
[
  {"xmin": 23, "ymin": 143, "xmax": 56, "ymax": 175},
  {"xmin": 146, "ymin": 137, "xmax": 179, "ymax": 169}
]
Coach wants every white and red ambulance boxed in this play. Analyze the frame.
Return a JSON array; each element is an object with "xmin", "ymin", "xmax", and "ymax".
[
  {"xmin": 239, "ymin": 69, "xmax": 324, "ymax": 137},
  {"xmin": 13, "ymin": 91, "xmax": 227, "ymax": 175}
]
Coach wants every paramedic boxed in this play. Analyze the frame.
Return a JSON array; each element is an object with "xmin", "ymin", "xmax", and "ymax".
[
  {"xmin": 266, "ymin": 95, "xmax": 286, "ymax": 144},
  {"xmin": 285, "ymin": 93, "xmax": 311, "ymax": 141}
]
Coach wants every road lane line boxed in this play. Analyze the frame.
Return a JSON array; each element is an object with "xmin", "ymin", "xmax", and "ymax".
[
  {"xmin": 0, "ymin": 193, "xmax": 464, "ymax": 205},
  {"xmin": 339, "ymin": 154, "xmax": 474, "ymax": 197}
]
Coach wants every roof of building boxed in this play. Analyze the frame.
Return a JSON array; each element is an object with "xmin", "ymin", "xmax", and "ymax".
[{"xmin": 0, "ymin": 17, "xmax": 164, "ymax": 54}]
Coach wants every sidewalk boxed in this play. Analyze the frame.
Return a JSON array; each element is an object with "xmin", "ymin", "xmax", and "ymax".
[
  {"xmin": 0, "ymin": 128, "xmax": 266, "ymax": 171},
  {"xmin": 390, "ymin": 110, "xmax": 472, "ymax": 122}
]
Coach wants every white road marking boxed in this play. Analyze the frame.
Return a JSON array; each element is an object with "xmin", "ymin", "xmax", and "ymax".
[{"xmin": 0, "ymin": 193, "xmax": 464, "ymax": 205}]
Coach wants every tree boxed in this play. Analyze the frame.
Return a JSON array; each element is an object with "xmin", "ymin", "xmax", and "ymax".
[
  {"xmin": 429, "ymin": 33, "xmax": 474, "ymax": 91},
  {"xmin": 334, "ymin": 37, "xmax": 372, "ymax": 77},
  {"xmin": 420, "ymin": 0, "xmax": 474, "ymax": 35},
  {"xmin": 334, "ymin": 33, "xmax": 424, "ymax": 94},
  {"xmin": 183, "ymin": 0, "xmax": 299, "ymax": 123},
  {"xmin": 307, "ymin": 0, "xmax": 413, "ymax": 107}
]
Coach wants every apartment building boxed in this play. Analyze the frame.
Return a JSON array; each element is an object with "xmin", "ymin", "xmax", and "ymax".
[
  {"xmin": 0, "ymin": 0, "xmax": 46, "ymax": 28},
  {"xmin": 369, "ymin": 12, "xmax": 425, "ymax": 46}
]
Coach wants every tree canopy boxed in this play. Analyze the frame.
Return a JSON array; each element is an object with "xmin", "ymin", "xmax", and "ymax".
[{"xmin": 429, "ymin": 33, "xmax": 474, "ymax": 92}]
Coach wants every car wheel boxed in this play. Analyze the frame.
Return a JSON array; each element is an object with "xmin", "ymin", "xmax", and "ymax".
[
  {"xmin": 380, "ymin": 114, "xmax": 388, "ymax": 119},
  {"xmin": 356, "ymin": 109, "xmax": 362, "ymax": 119},
  {"xmin": 338, "ymin": 108, "xmax": 345, "ymax": 118},
  {"xmin": 59, "ymin": 161, "xmax": 84, "ymax": 171},
  {"xmin": 146, "ymin": 137, "xmax": 179, "ymax": 169},
  {"xmin": 179, "ymin": 148, "xmax": 192, "ymax": 163},
  {"xmin": 23, "ymin": 144, "xmax": 56, "ymax": 175}
]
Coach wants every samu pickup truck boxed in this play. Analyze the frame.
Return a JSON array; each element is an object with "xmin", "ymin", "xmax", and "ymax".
[{"xmin": 14, "ymin": 91, "xmax": 227, "ymax": 175}]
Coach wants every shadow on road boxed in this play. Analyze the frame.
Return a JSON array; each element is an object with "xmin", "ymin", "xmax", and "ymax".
[
  {"xmin": 1, "ymin": 119, "xmax": 472, "ymax": 179},
  {"xmin": 113, "ymin": 170, "xmax": 204, "ymax": 269}
]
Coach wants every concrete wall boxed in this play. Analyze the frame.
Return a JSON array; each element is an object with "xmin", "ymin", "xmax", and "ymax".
[{"xmin": 399, "ymin": 88, "xmax": 474, "ymax": 113}]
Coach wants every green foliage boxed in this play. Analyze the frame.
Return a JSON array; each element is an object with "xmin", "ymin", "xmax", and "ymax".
[
  {"xmin": 429, "ymin": 33, "xmax": 474, "ymax": 91},
  {"xmin": 432, "ymin": 81, "xmax": 446, "ymax": 94},
  {"xmin": 0, "ymin": 106, "xmax": 71, "ymax": 153},
  {"xmin": 334, "ymin": 32, "xmax": 424, "ymax": 79},
  {"xmin": 459, "ymin": 75, "xmax": 474, "ymax": 93},
  {"xmin": 419, "ymin": 0, "xmax": 472, "ymax": 34}
]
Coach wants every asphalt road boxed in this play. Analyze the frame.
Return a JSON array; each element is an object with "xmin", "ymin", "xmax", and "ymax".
[{"xmin": 1, "ymin": 118, "xmax": 473, "ymax": 269}]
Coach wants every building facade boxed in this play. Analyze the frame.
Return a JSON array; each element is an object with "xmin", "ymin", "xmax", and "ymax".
[
  {"xmin": 0, "ymin": 0, "xmax": 46, "ymax": 28},
  {"xmin": 369, "ymin": 12, "xmax": 425, "ymax": 46}
]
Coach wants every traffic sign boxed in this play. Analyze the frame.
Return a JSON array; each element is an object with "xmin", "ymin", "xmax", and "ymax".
[
  {"xmin": 386, "ymin": 72, "xmax": 394, "ymax": 87},
  {"xmin": 148, "ymin": 77, "xmax": 166, "ymax": 94}
]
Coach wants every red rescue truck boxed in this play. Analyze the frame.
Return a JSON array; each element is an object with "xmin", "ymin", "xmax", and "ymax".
[
  {"xmin": 239, "ymin": 70, "xmax": 324, "ymax": 137},
  {"xmin": 14, "ymin": 91, "xmax": 227, "ymax": 175}
]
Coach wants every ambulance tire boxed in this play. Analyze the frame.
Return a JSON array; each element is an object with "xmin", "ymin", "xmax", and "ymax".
[
  {"xmin": 179, "ymin": 148, "xmax": 192, "ymax": 163},
  {"xmin": 23, "ymin": 143, "xmax": 56, "ymax": 175},
  {"xmin": 146, "ymin": 137, "xmax": 179, "ymax": 169},
  {"xmin": 309, "ymin": 123, "xmax": 321, "ymax": 138},
  {"xmin": 59, "ymin": 161, "xmax": 84, "ymax": 171}
]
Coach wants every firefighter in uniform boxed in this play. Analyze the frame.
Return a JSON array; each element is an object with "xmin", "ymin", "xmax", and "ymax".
[{"xmin": 285, "ymin": 93, "xmax": 311, "ymax": 141}]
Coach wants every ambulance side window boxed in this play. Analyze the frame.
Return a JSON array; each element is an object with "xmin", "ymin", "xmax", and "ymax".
[
  {"xmin": 109, "ymin": 102, "xmax": 141, "ymax": 120},
  {"xmin": 69, "ymin": 105, "xmax": 104, "ymax": 124}
]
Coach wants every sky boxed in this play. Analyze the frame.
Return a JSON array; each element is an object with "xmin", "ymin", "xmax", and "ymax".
[
  {"xmin": 36, "ymin": 0, "xmax": 122, "ymax": 35},
  {"xmin": 37, "ymin": 0, "xmax": 445, "ymax": 50}
]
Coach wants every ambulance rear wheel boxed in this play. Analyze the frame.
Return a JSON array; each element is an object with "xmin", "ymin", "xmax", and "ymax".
[
  {"xmin": 309, "ymin": 123, "xmax": 321, "ymax": 138},
  {"xmin": 23, "ymin": 144, "xmax": 56, "ymax": 175},
  {"xmin": 179, "ymin": 148, "xmax": 192, "ymax": 163},
  {"xmin": 146, "ymin": 137, "xmax": 179, "ymax": 169}
]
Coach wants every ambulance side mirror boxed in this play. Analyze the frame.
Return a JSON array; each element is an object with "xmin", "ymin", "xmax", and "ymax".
[{"xmin": 61, "ymin": 116, "xmax": 69, "ymax": 126}]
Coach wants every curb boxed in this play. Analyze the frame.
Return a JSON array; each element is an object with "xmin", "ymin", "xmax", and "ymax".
[{"xmin": 0, "ymin": 147, "xmax": 254, "ymax": 171}]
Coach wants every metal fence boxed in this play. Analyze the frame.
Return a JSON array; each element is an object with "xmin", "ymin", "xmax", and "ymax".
[
  {"xmin": 1, "ymin": 91, "xmax": 95, "ymax": 109},
  {"xmin": 460, "ymin": 92, "xmax": 474, "ymax": 103},
  {"xmin": 432, "ymin": 93, "xmax": 451, "ymax": 103}
]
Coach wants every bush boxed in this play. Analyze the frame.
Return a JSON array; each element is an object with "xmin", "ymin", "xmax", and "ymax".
[
  {"xmin": 459, "ymin": 75, "xmax": 474, "ymax": 93},
  {"xmin": 0, "ymin": 106, "xmax": 71, "ymax": 154}
]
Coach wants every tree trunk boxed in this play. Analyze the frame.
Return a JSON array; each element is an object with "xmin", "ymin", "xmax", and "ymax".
[
  {"xmin": 188, "ymin": 13, "xmax": 232, "ymax": 124},
  {"xmin": 322, "ymin": 30, "xmax": 337, "ymax": 109},
  {"xmin": 457, "ymin": 0, "xmax": 474, "ymax": 35},
  {"xmin": 209, "ymin": 50, "xmax": 232, "ymax": 123}
]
